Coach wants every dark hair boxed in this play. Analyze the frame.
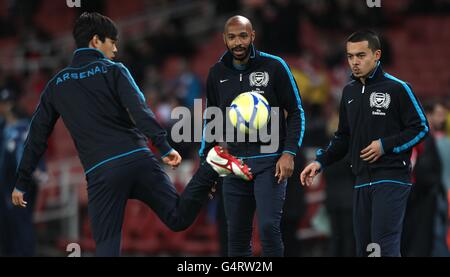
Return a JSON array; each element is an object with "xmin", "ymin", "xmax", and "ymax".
[
  {"xmin": 346, "ymin": 30, "xmax": 381, "ymax": 52},
  {"xmin": 73, "ymin": 12, "xmax": 118, "ymax": 48}
]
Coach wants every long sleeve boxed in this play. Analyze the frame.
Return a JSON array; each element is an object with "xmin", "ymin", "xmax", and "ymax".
[
  {"xmin": 380, "ymin": 78, "xmax": 429, "ymax": 154},
  {"xmin": 315, "ymin": 96, "xmax": 350, "ymax": 168},
  {"xmin": 275, "ymin": 59, "xmax": 305, "ymax": 156},
  {"xmin": 114, "ymin": 63, "xmax": 172, "ymax": 156},
  {"xmin": 15, "ymin": 86, "xmax": 59, "ymax": 192},
  {"xmin": 198, "ymin": 71, "xmax": 219, "ymax": 158}
]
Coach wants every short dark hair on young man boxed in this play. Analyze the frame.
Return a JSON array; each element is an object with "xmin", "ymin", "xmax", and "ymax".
[
  {"xmin": 346, "ymin": 30, "xmax": 381, "ymax": 52},
  {"xmin": 73, "ymin": 12, "xmax": 118, "ymax": 48}
]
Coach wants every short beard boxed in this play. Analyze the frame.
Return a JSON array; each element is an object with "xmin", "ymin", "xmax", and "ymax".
[{"xmin": 228, "ymin": 45, "xmax": 251, "ymax": 61}]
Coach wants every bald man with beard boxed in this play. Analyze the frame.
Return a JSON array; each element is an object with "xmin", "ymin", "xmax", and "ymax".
[{"xmin": 199, "ymin": 16, "xmax": 305, "ymax": 257}]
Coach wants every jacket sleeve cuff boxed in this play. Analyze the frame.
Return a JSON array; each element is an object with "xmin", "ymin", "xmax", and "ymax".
[
  {"xmin": 155, "ymin": 140, "xmax": 173, "ymax": 157},
  {"xmin": 313, "ymin": 160, "xmax": 323, "ymax": 173},
  {"xmin": 315, "ymin": 149, "xmax": 327, "ymax": 169},
  {"xmin": 378, "ymin": 139, "xmax": 385, "ymax": 155},
  {"xmin": 161, "ymin": 148, "xmax": 174, "ymax": 158},
  {"xmin": 380, "ymin": 137, "xmax": 395, "ymax": 154},
  {"xmin": 283, "ymin": 144, "xmax": 299, "ymax": 157},
  {"xmin": 282, "ymin": 150, "xmax": 297, "ymax": 156},
  {"xmin": 15, "ymin": 177, "xmax": 30, "ymax": 193}
]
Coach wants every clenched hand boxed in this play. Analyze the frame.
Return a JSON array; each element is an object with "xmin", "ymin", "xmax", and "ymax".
[{"xmin": 162, "ymin": 149, "xmax": 182, "ymax": 169}]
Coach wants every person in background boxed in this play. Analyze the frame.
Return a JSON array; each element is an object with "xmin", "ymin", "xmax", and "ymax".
[
  {"xmin": 0, "ymin": 87, "xmax": 47, "ymax": 256},
  {"xmin": 402, "ymin": 100, "xmax": 449, "ymax": 256}
]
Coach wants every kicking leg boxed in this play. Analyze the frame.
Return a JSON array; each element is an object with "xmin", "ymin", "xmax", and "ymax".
[
  {"xmin": 131, "ymin": 147, "xmax": 253, "ymax": 232},
  {"xmin": 131, "ymin": 156, "xmax": 219, "ymax": 231}
]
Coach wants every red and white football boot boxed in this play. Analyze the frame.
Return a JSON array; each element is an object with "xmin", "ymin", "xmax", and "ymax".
[{"xmin": 206, "ymin": 146, "xmax": 253, "ymax": 181}]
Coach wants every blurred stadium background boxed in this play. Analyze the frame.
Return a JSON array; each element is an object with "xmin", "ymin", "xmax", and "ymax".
[{"xmin": 0, "ymin": 0, "xmax": 449, "ymax": 257}]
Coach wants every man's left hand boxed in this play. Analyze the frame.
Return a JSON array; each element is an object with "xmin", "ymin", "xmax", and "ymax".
[
  {"xmin": 12, "ymin": 188, "xmax": 27, "ymax": 208},
  {"xmin": 360, "ymin": 140, "xmax": 384, "ymax": 163},
  {"xmin": 275, "ymin": 153, "xmax": 295, "ymax": 184}
]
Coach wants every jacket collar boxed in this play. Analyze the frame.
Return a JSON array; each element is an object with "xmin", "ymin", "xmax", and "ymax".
[
  {"xmin": 71, "ymin": 48, "xmax": 107, "ymax": 67},
  {"xmin": 219, "ymin": 44, "xmax": 260, "ymax": 72},
  {"xmin": 351, "ymin": 61, "xmax": 384, "ymax": 85}
]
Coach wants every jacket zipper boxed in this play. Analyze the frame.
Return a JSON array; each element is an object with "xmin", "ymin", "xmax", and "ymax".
[
  {"xmin": 239, "ymin": 73, "xmax": 248, "ymax": 156},
  {"xmin": 361, "ymin": 84, "xmax": 373, "ymax": 184}
]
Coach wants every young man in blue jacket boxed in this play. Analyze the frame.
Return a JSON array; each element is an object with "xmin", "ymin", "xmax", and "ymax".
[
  {"xmin": 200, "ymin": 16, "xmax": 305, "ymax": 256},
  {"xmin": 301, "ymin": 30, "xmax": 429, "ymax": 257},
  {"xmin": 11, "ymin": 12, "xmax": 252, "ymax": 256}
]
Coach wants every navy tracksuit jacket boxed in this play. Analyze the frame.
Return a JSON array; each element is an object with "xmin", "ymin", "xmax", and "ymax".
[
  {"xmin": 199, "ymin": 45, "xmax": 305, "ymax": 159},
  {"xmin": 200, "ymin": 46, "xmax": 305, "ymax": 256},
  {"xmin": 15, "ymin": 48, "xmax": 173, "ymax": 192},
  {"xmin": 316, "ymin": 62, "xmax": 429, "ymax": 256},
  {"xmin": 14, "ymin": 48, "xmax": 218, "ymax": 256}
]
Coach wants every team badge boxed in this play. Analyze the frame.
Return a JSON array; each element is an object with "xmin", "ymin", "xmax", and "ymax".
[
  {"xmin": 249, "ymin": 72, "xmax": 269, "ymax": 87},
  {"xmin": 370, "ymin": 92, "xmax": 391, "ymax": 109}
]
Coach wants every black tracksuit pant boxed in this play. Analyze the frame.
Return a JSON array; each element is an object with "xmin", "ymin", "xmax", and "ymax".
[
  {"xmin": 86, "ymin": 152, "xmax": 218, "ymax": 256},
  {"xmin": 353, "ymin": 181, "xmax": 411, "ymax": 257},
  {"xmin": 222, "ymin": 156, "xmax": 286, "ymax": 257}
]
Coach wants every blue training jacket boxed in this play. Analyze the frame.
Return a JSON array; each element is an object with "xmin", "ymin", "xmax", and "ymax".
[
  {"xmin": 199, "ymin": 45, "xmax": 305, "ymax": 160},
  {"xmin": 15, "ymin": 48, "xmax": 172, "ymax": 192},
  {"xmin": 316, "ymin": 62, "xmax": 429, "ymax": 187}
]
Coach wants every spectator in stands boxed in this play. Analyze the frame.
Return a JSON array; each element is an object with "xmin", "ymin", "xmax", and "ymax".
[
  {"xmin": 402, "ymin": 100, "xmax": 449, "ymax": 256},
  {"xmin": 292, "ymin": 53, "xmax": 330, "ymax": 107},
  {"xmin": 76, "ymin": 0, "xmax": 105, "ymax": 16},
  {"xmin": 0, "ymin": 87, "xmax": 46, "ymax": 256},
  {"xmin": 8, "ymin": 0, "xmax": 41, "ymax": 30},
  {"xmin": 123, "ymin": 39, "xmax": 159, "ymax": 84},
  {"xmin": 150, "ymin": 18, "xmax": 196, "ymax": 61},
  {"xmin": 409, "ymin": 0, "xmax": 450, "ymax": 14},
  {"xmin": 425, "ymin": 100, "xmax": 450, "ymax": 256},
  {"xmin": 168, "ymin": 58, "xmax": 202, "ymax": 109},
  {"xmin": 428, "ymin": 101, "xmax": 450, "ymax": 192},
  {"xmin": 214, "ymin": 0, "xmax": 241, "ymax": 17},
  {"xmin": 253, "ymin": 0, "xmax": 301, "ymax": 54}
]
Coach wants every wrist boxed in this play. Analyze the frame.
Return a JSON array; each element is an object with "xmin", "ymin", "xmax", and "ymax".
[
  {"xmin": 282, "ymin": 152, "xmax": 295, "ymax": 159},
  {"xmin": 282, "ymin": 150, "xmax": 296, "ymax": 157},
  {"xmin": 161, "ymin": 148, "xmax": 173, "ymax": 158},
  {"xmin": 14, "ymin": 187, "xmax": 26, "ymax": 194},
  {"xmin": 378, "ymin": 138, "xmax": 385, "ymax": 155},
  {"xmin": 313, "ymin": 160, "xmax": 323, "ymax": 172}
]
